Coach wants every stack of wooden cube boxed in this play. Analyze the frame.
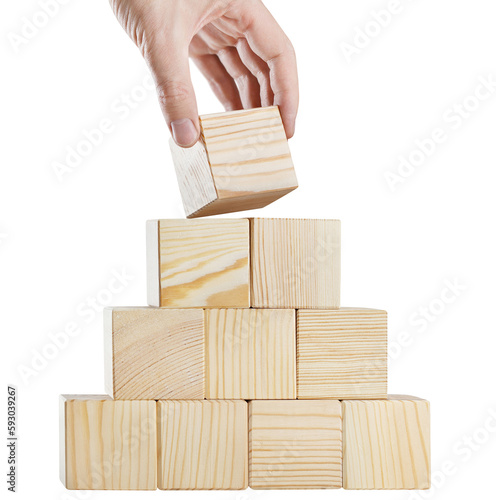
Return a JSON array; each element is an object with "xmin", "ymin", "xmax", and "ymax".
[{"xmin": 60, "ymin": 107, "xmax": 430, "ymax": 491}]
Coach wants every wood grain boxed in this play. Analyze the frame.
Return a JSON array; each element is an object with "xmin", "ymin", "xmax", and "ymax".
[
  {"xmin": 157, "ymin": 400, "xmax": 248, "ymax": 490},
  {"xmin": 104, "ymin": 307, "xmax": 204, "ymax": 400},
  {"xmin": 169, "ymin": 139, "xmax": 218, "ymax": 217},
  {"xmin": 170, "ymin": 106, "xmax": 298, "ymax": 218},
  {"xmin": 343, "ymin": 396, "xmax": 430, "ymax": 490},
  {"xmin": 249, "ymin": 400, "xmax": 342, "ymax": 489},
  {"xmin": 147, "ymin": 219, "xmax": 250, "ymax": 308},
  {"xmin": 60, "ymin": 395, "xmax": 157, "ymax": 490},
  {"xmin": 181, "ymin": 188, "xmax": 297, "ymax": 218},
  {"xmin": 251, "ymin": 218, "xmax": 341, "ymax": 308},
  {"xmin": 201, "ymin": 106, "xmax": 297, "ymax": 198},
  {"xmin": 297, "ymin": 308, "xmax": 387, "ymax": 399},
  {"xmin": 205, "ymin": 308, "xmax": 296, "ymax": 399}
]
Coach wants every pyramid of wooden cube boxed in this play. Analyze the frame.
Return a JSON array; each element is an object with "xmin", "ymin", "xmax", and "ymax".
[
  {"xmin": 61, "ymin": 111, "xmax": 431, "ymax": 492},
  {"xmin": 170, "ymin": 106, "xmax": 298, "ymax": 218},
  {"xmin": 60, "ymin": 396, "xmax": 157, "ymax": 490}
]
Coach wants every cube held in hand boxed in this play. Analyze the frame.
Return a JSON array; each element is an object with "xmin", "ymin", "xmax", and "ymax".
[{"xmin": 170, "ymin": 106, "xmax": 298, "ymax": 218}]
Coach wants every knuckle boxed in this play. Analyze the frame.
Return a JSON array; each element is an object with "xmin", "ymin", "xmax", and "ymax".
[
  {"xmin": 156, "ymin": 81, "xmax": 192, "ymax": 106},
  {"xmin": 287, "ymin": 42, "xmax": 296, "ymax": 60},
  {"xmin": 284, "ymin": 36, "xmax": 296, "ymax": 54},
  {"xmin": 235, "ymin": 72, "xmax": 255, "ymax": 89},
  {"xmin": 254, "ymin": 67, "xmax": 269, "ymax": 83},
  {"xmin": 273, "ymin": 37, "xmax": 296, "ymax": 62}
]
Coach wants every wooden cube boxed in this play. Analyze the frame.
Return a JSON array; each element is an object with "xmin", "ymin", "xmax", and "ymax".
[
  {"xmin": 157, "ymin": 400, "xmax": 248, "ymax": 490},
  {"xmin": 205, "ymin": 308, "xmax": 296, "ymax": 399},
  {"xmin": 251, "ymin": 218, "xmax": 341, "ymax": 308},
  {"xmin": 104, "ymin": 307, "xmax": 204, "ymax": 400},
  {"xmin": 297, "ymin": 308, "xmax": 387, "ymax": 399},
  {"xmin": 147, "ymin": 219, "xmax": 250, "ymax": 308},
  {"xmin": 60, "ymin": 396, "xmax": 157, "ymax": 490},
  {"xmin": 343, "ymin": 396, "xmax": 430, "ymax": 490},
  {"xmin": 249, "ymin": 400, "xmax": 342, "ymax": 489},
  {"xmin": 170, "ymin": 106, "xmax": 298, "ymax": 218}
]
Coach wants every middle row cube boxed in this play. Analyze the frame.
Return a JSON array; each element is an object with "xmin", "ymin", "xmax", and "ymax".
[
  {"xmin": 205, "ymin": 308, "xmax": 296, "ymax": 399},
  {"xmin": 105, "ymin": 307, "xmax": 387, "ymax": 401}
]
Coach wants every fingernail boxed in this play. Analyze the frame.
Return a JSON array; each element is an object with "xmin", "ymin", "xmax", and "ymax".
[{"xmin": 171, "ymin": 119, "xmax": 198, "ymax": 147}]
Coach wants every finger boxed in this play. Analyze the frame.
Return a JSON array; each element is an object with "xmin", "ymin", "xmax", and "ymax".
[
  {"xmin": 236, "ymin": 38, "xmax": 274, "ymax": 107},
  {"xmin": 241, "ymin": 2, "xmax": 299, "ymax": 137},
  {"xmin": 217, "ymin": 47, "xmax": 262, "ymax": 109},
  {"xmin": 192, "ymin": 54, "xmax": 243, "ymax": 111},
  {"xmin": 145, "ymin": 41, "xmax": 200, "ymax": 147}
]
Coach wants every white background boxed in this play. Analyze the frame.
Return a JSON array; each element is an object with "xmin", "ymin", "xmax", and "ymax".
[{"xmin": 2, "ymin": 0, "xmax": 496, "ymax": 499}]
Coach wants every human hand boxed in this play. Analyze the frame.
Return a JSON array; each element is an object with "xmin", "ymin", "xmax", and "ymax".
[{"xmin": 109, "ymin": 0, "xmax": 298, "ymax": 146}]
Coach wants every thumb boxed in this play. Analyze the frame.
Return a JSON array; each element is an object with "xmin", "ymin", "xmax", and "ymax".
[{"xmin": 147, "ymin": 43, "xmax": 200, "ymax": 147}]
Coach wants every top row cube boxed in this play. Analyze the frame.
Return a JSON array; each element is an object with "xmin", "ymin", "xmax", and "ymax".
[
  {"xmin": 169, "ymin": 106, "xmax": 298, "ymax": 218},
  {"xmin": 147, "ymin": 218, "xmax": 340, "ymax": 309}
]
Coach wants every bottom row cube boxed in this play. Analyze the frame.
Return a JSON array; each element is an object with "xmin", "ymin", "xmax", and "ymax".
[
  {"xmin": 157, "ymin": 400, "xmax": 248, "ymax": 489},
  {"xmin": 60, "ymin": 395, "xmax": 157, "ymax": 490},
  {"xmin": 60, "ymin": 396, "xmax": 430, "ymax": 490},
  {"xmin": 249, "ymin": 400, "xmax": 342, "ymax": 489}
]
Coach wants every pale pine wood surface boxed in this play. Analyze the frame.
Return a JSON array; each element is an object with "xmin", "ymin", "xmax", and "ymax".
[
  {"xmin": 343, "ymin": 396, "xmax": 430, "ymax": 490},
  {"xmin": 185, "ymin": 187, "xmax": 297, "ymax": 218},
  {"xmin": 251, "ymin": 218, "xmax": 341, "ymax": 308},
  {"xmin": 157, "ymin": 400, "xmax": 248, "ymax": 490},
  {"xmin": 297, "ymin": 308, "xmax": 388, "ymax": 399},
  {"xmin": 147, "ymin": 219, "xmax": 250, "ymax": 308},
  {"xmin": 61, "ymin": 396, "xmax": 157, "ymax": 490},
  {"xmin": 104, "ymin": 307, "xmax": 204, "ymax": 400},
  {"xmin": 169, "ymin": 106, "xmax": 298, "ymax": 218},
  {"xmin": 205, "ymin": 308, "xmax": 296, "ymax": 399},
  {"xmin": 201, "ymin": 106, "xmax": 297, "ymax": 199},
  {"xmin": 169, "ymin": 139, "xmax": 218, "ymax": 217},
  {"xmin": 249, "ymin": 400, "xmax": 342, "ymax": 489}
]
